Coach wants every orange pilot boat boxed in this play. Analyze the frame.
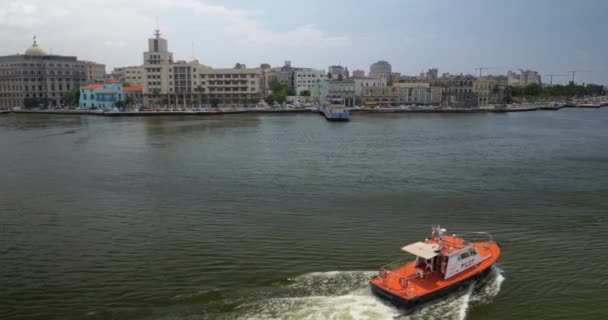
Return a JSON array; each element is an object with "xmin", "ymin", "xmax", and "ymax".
[{"xmin": 370, "ymin": 226, "xmax": 501, "ymax": 309}]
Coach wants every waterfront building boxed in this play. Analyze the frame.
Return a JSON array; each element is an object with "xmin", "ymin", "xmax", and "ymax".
[
  {"xmin": 123, "ymin": 85, "xmax": 143, "ymax": 106},
  {"xmin": 311, "ymin": 79, "xmax": 355, "ymax": 106},
  {"xmin": 489, "ymin": 83, "xmax": 512, "ymax": 104},
  {"xmin": 195, "ymin": 67, "xmax": 262, "ymax": 105},
  {"xmin": 310, "ymin": 79, "xmax": 327, "ymax": 102},
  {"xmin": 352, "ymin": 69, "xmax": 365, "ymax": 78},
  {"xmin": 360, "ymin": 83, "xmax": 443, "ymax": 105},
  {"xmin": 294, "ymin": 68, "xmax": 325, "ymax": 94},
  {"xmin": 79, "ymin": 80, "xmax": 123, "ymax": 109},
  {"xmin": 0, "ymin": 38, "xmax": 86, "ymax": 108},
  {"xmin": 473, "ymin": 79, "xmax": 493, "ymax": 106},
  {"xmin": 354, "ymin": 77, "xmax": 387, "ymax": 95},
  {"xmin": 138, "ymin": 28, "xmax": 261, "ymax": 106},
  {"xmin": 369, "ymin": 60, "xmax": 392, "ymax": 80},
  {"xmin": 328, "ymin": 65, "xmax": 348, "ymax": 80},
  {"xmin": 79, "ymin": 80, "xmax": 143, "ymax": 109},
  {"xmin": 112, "ymin": 66, "xmax": 144, "ymax": 86},
  {"xmin": 430, "ymin": 74, "xmax": 478, "ymax": 107}
]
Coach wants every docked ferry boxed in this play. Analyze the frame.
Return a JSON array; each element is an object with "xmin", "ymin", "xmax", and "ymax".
[
  {"xmin": 370, "ymin": 226, "xmax": 500, "ymax": 309},
  {"xmin": 319, "ymin": 97, "xmax": 350, "ymax": 121}
]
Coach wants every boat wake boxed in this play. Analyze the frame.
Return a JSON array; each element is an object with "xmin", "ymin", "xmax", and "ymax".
[
  {"xmin": 236, "ymin": 267, "xmax": 505, "ymax": 320},
  {"xmin": 399, "ymin": 266, "xmax": 505, "ymax": 320}
]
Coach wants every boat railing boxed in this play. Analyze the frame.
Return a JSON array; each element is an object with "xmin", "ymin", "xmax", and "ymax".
[
  {"xmin": 379, "ymin": 258, "xmax": 410, "ymax": 271},
  {"xmin": 455, "ymin": 231, "xmax": 494, "ymax": 243},
  {"xmin": 378, "ymin": 263, "xmax": 433, "ymax": 290}
]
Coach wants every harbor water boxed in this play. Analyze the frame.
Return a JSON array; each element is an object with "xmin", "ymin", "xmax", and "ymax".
[{"xmin": 1, "ymin": 109, "xmax": 607, "ymax": 319}]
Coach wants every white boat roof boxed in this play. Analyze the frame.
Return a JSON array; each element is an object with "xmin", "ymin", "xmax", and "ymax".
[{"xmin": 402, "ymin": 242, "xmax": 441, "ymax": 259}]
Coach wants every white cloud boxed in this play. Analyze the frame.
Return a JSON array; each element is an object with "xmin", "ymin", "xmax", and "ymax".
[
  {"xmin": 0, "ymin": 0, "xmax": 349, "ymax": 69},
  {"xmin": 165, "ymin": 0, "xmax": 349, "ymax": 48}
]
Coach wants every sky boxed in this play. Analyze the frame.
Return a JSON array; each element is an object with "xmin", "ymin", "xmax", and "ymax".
[{"xmin": 0, "ymin": 0, "xmax": 606, "ymax": 85}]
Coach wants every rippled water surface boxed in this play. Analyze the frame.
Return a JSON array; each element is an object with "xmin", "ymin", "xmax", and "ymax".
[{"xmin": 1, "ymin": 110, "xmax": 607, "ymax": 320}]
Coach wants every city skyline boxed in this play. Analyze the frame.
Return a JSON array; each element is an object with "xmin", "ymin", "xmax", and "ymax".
[{"xmin": 1, "ymin": 0, "xmax": 607, "ymax": 84}]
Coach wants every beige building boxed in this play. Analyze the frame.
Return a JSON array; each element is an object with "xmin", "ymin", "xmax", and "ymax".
[
  {"xmin": 196, "ymin": 68, "xmax": 262, "ymax": 104},
  {"xmin": 141, "ymin": 28, "xmax": 173, "ymax": 105},
  {"xmin": 0, "ymin": 39, "xmax": 86, "ymax": 109},
  {"xmin": 112, "ymin": 66, "xmax": 144, "ymax": 86},
  {"xmin": 354, "ymin": 77, "xmax": 386, "ymax": 95},
  {"xmin": 361, "ymin": 83, "xmax": 443, "ymax": 105},
  {"xmin": 473, "ymin": 79, "xmax": 493, "ymax": 106},
  {"xmin": 83, "ymin": 61, "xmax": 106, "ymax": 83},
  {"xmin": 138, "ymin": 28, "xmax": 261, "ymax": 106}
]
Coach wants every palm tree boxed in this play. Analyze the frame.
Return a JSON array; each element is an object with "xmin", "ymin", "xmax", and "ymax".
[{"xmin": 194, "ymin": 85, "xmax": 204, "ymax": 109}]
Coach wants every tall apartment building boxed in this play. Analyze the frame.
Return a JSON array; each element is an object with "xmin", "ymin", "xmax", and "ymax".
[
  {"xmin": 83, "ymin": 61, "xmax": 106, "ymax": 83},
  {"xmin": 152, "ymin": 63, "xmax": 262, "ymax": 106},
  {"xmin": 139, "ymin": 28, "xmax": 261, "ymax": 106},
  {"xmin": 141, "ymin": 28, "xmax": 174, "ymax": 105},
  {"xmin": 0, "ymin": 38, "xmax": 86, "ymax": 108}
]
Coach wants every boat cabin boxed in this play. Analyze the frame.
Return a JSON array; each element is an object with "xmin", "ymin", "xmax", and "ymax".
[{"xmin": 402, "ymin": 237, "xmax": 485, "ymax": 279}]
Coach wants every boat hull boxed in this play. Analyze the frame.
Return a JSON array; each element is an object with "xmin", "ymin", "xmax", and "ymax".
[
  {"xmin": 320, "ymin": 106, "xmax": 350, "ymax": 121},
  {"xmin": 370, "ymin": 265, "xmax": 492, "ymax": 310}
]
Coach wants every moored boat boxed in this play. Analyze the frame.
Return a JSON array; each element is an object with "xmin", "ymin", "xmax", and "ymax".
[
  {"xmin": 320, "ymin": 97, "xmax": 350, "ymax": 121},
  {"xmin": 370, "ymin": 226, "xmax": 500, "ymax": 310}
]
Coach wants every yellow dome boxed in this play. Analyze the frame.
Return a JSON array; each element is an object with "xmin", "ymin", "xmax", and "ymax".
[{"xmin": 25, "ymin": 41, "xmax": 46, "ymax": 56}]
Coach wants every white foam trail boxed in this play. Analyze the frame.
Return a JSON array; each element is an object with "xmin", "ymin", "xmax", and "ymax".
[
  {"xmin": 239, "ymin": 268, "xmax": 506, "ymax": 320},
  {"xmin": 238, "ymin": 271, "xmax": 400, "ymax": 320},
  {"xmin": 471, "ymin": 266, "xmax": 506, "ymax": 304},
  {"xmin": 242, "ymin": 291, "xmax": 400, "ymax": 320},
  {"xmin": 399, "ymin": 266, "xmax": 506, "ymax": 320},
  {"xmin": 456, "ymin": 284, "xmax": 475, "ymax": 320}
]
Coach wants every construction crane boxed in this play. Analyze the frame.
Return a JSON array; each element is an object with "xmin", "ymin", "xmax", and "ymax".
[
  {"xmin": 475, "ymin": 67, "xmax": 494, "ymax": 77},
  {"xmin": 474, "ymin": 66, "xmax": 495, "ymax": 78},
  {"xmin": 543, "ymin": 74, "xmax": 567, "ymax": 85},
  {"xmin": 567, "ymin": 70, "xmax": 591, "ymax": 84}
]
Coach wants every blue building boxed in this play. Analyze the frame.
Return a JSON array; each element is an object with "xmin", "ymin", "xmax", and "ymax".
[{"xmin": 79, "ymin": 80, "xmax": 123, "ymax": 109}]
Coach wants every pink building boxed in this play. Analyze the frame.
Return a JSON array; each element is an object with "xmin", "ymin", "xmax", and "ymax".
[{"xmin": 352, "ymin": 69, "xmax": 365, "ymax": 78}]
